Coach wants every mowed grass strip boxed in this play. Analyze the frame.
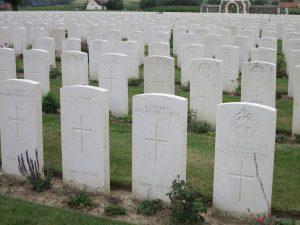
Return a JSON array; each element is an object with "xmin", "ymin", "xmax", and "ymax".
[{"xmin": 0, "ymin": 195, "xmax": 135, "ymax": 225}]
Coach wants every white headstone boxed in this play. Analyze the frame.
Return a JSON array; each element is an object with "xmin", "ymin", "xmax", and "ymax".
[
  {"xmin": 259, "ymin": 37, "xmax": 277, "ymax": 50},
  {"xmin": 190, "ymin": 58, "xmax": 223, "ymax": 125},
  {"xmin": 181, "ymin": 43, "xmax": 204, "ymax": 87},
  {"xmin": 62, "ymin": 38, "xmax": 81, "ymax": 52},
  {"xmin": 144, "ymin": 56, "xmax": 175, "ymax": 95},
  {"xmin": 216, "ymin": 45, "xmax": 239, "ymax": 93},
  {"xmin": 148, "ymin": 42, "xmax": 170, "ymax": 57},
  {"xmin": 288, "ymin": 50, "xmax": 300, "ymax": 98},
  {"xmin": 61, "ymin": 51, "xmax": 89, "ymax": 87},
  {"xmin": 121, "ymin": 41, "xmax": 139, "ymax": 79},
  {"xmin": 61, "ymin": 85, "xmax": 110, "ymax": 193},
  {"xmin": 251, "ymin": 47, "xmax": 276, "ymax": 64},
  {"xmin": 98, "ymin": 53, "xmax": 128, "ymax": 117},
  {"xmin": 241, "ymin": 61, "xmax": 276, "ymax": 108},
  {"xmin": 33, "ymin": 37, "xmax": 56, "ymax": 67},
  {"xmin": 0, "ymin": 48, "xmax": 16, "ymax": 80},
  {"xmin": 132, "ymin": 93, "xmax": 187, "ymax": 202},
  {"xmin": 213, "ymin": 102, "xmax": 276, "ymax": 218},
  {"xmin": 0, "ymin": 79, "xmax": 43, "ymax": 176},
  {"xmin": 24, "ymin": 49, "xmax": 50, "ymax": 95}
]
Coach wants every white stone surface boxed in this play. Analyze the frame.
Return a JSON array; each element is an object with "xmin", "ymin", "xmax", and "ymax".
[
  {"xmin": 62, "ymin": 38, "xmax": 81, "ymax": 52},
  {"xmin": 148, "ymin": 42, "xmax": 170, "ymax": 57},
  {"xmin": 88, "ymin": 39, "xmax": 108, "ymax": 81},
  {"xmin": 259, "ymin": 37, "xmax": 277, "ymax": 50},
  {"xmin": 33, "ymin": 37, "xmax": 56, "ymax": 67},
  {"xmin": 0, "ymin": 48, "xmax": 16, "ymax": 80},
  {"xmin": 144, "ymin": 56, "xmax": 175, "ymax": 95},
  {"xmin": 251, "ymin": 47, "xmax": 276, "ymax": 64},
  {"xmin": 241, "ymin": 61, "xmax": 276, "ymax": 108},
  {"xmin": 213, "ymin": 102, "xmax": 276, "ymax": 218},
  {"xmin": 121, "ymin": 41, "xmax": 139, "ymax": 79},
  {"xmin": 190, "ymin": 58, "xmax": 223, "ymax": 126},
  {"xmin": 98, "ymin": 53, "xmax": 128, "ymax": 117},
  {"xmin": 0, "ymin": 79, "xmax": 43, "ymax": 176},
  {"xmin": 61, "ymin": 51, "xmax": 88, "ymax": 87},
  {"xmin": 216, "ymin": 45, "xmax": 239, "ymax": 93},
  {"xmin": 61, "ymin": 85, "xmax": 110, "ymax": 193},
  {"xmin": 132, "ymin": 93, "xmax": 187, "ymax": 202},
  {"xmin": 181, "ymin": 43, "xmax": 204, "ymax": 87},
  {"xmin": 288, "ymin": 50, "xmax": 300, "ymax": 98},
  {"xmin": 24, "ymin": 49, "xmax": 50, "ymax": 95}
]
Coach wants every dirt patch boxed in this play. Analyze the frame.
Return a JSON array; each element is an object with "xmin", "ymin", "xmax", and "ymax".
[{"xmin": 0, "ymin": 173, "xmax": 281, "ymax": 225}]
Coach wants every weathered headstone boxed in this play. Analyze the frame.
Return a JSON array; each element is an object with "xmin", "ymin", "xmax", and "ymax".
[
  {"xmin": 213, "ymin": 102, "xmax": 276, "ymax": 218},
  {"xmin": 144, "ymin": 56, "xmax": 175, "ymax": 94},
  {"xmin": 181, "ymin": 43, "xmax": 204, "ymax": 87},
  {"xmin": 132, "ymin": 93, "xmax": 187, "ymax": 202},
  {"xmin": 23, "ymin": 49, "xmax": 50, "ymax": 95},
  {"xmin": 216, "ymin": 45, "xmax": 239, "ymax": 93},
  {"xmin": 33, "ymin": 37, "xmax": 56, "ymax": 67},
  {"xmin": 0, "ymin": 79, "xmax": 43, "ymax": 176},
  {"xmin": 148, "ymin": 42, "xmax": 170, "ymax": 57},
  {"xmin": 61, "ymin": 51, "xmax": 89, "ymax": 87},
  {"xmin": 62, "ymin": 38, "xmax": 81, "ymax": 52},
  {"xmin": 60, "ymin": 85, "xmax": 110, "ymax": 192},
  {"xmin": 251, "ymin": 47, "xmax": 276, "ymax": 64},
  {"xmin": 0, "ymin": 48, "xmax": 16, "ymax": 80},
  {"xmin": 241, "ymin": 61, "xmax": 276, "ymax": 108},
  {"xmin": 98, "ymin": 53, "xmax": 128, "ymax": 117},
  {"xmin": 190, "ymin": 58, "xmax": 223, "ymax": 126}
]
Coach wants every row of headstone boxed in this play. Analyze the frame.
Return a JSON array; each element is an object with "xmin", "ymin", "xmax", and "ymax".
[{"xmin": 0, "ymin": 79, "xmax": 278, "ymax": 219}]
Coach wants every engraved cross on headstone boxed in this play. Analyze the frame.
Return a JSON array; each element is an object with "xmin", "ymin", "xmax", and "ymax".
[
  {"xmin": 104, "ymin": 69, "xmax": 118, "ymax": 91},
  {"xmin": 151, "ymin": 72, "xmax": 164, "ymax": 89},
  {"xmin": 250, "ymin": 94, "xmax": 264, "ymax": 104},
  {"xmin": 145, "ymin": 122, "xmax": 168, "ymax": 166},
  {"xmin": 229, "ymin": 161, "xmax": 254, "ymax": 202},
  {"xmin": 72, "ymin": 115, "xmax": 92, "ymax": 153},
  {"xmin": 9, "ymin": 107, "xmax": 26, "ymax": 141},
  {"xmin": 199, "ymin": 90, "xmax": 211, "ymax": 110}
]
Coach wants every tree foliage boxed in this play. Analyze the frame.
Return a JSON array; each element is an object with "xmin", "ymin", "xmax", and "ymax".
[
  {"xmin": 140, "ymin": 0, "xmax": 199, "ymax": 9},
  {"xmin": 106, "ymin": 0, "xmax": 124, "ymax": 10},
  {"xmin": 5, "ymin": 0, "xmax": 20, "ymax": 10}
]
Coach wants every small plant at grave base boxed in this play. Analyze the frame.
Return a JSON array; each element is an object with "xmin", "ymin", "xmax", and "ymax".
[
  {"xmin": 181, "ymin": 83, "xmax": 190, "ymax": 92},
  {"xmin": 27, "ymin": 44, "xmax": 32, "ymax": 50},
  {"xmin": 42, "ymin": 92, "xmax": 59, "ymax": 114},
  {"xmin": 136, "ymin": 199, "xmax": 164, "ymax": 216},
  {"xmin": 104, "ymin": 204, "xmax": 126, "ymax": 216},
  {"xmin": 275, "ymin": 134, "xmax": 294, "ymax": 144},
  {"xmin": 128, "ymin": 78, "xmax": 143, "ymax": 87},
  {"xmin": 49, "ymin": 65, "xmax": 60, "ymax": 79},
  {"xmin": 188, "ymin": 109, "xmax": 213, "ymax": 134},
  {"xmin": 67, "ymin": 191, "xmax": 96, "ymax": 210},
  {"xmin": 252, "ymin": 215, "xmax": 296, "ymax": 225},
  {"xmin": 294, "ymin": 134, "xmax": 300, "ymax": 144},
  {"xmin": 81, "ymin": 41, "xmax": 89, "ymax": 54},
  {"xmin": 166, "ymin": 176, "xmax": 207, "ymax": 225},
  {"xmin": 18, "ymin": 149, "xmax": 53, "ymax": 192}
]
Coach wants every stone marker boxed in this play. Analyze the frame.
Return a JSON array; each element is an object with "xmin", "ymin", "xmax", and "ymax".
[
  {"xmin": 213, "ymin": 102, "xmax": 277, "ymax": 218},
  {"xmin": 61, "ymin": 51, "xmax": 88, "ymax": 87},
  {"xmin": 61, "ymin": 85, "xmax": 110, "ymax": 192},
  {"xmin": 132, "ymin": 93, "xmax": 187, "ymax": 202},
  {"xmin": 259, "ymin": 37, "xmax": 277, "ymax": 50},
  {"xmin": 216, "ymin": 45, "xmax": 239, "ymax": 93},
  {"xmin": 190, "ymin": 58, "xmax": 223, "ymax": 126},
  {"xmin": 0, "ymin": 48, "xmax": 16, "ymax": 80},
  {"xmin": 241, "ymin": 61, "xmax": 276, "ymax": 108},
  {"xmin": 62, "ymin": 38, "xmax": 81, "ymax": 52},
  {"xmin": 89, "ymin": 39, "xmax": 109, "ymax": 81},
  {"xmin": 251, "ymin": 47, "xmax": 276, "ymax": 64},
  {"xmin": 292, "ymin": 66, "xmax": 300, "ymax": 135},
  {"xmin": 33, "ymin": 37, "xmax": 56, "ymax": 67},
  {"xmin": 181, "ymin": 43, "xmax": 204, "ymax": 87},
  {"xmin": 98, "ymin": 53, "xmax": 128, "ymax": 117},
  {"xmin": 144, "ymin": 56, "xmax": 175, "ymax": 94},
  {"xmin": 0, "ymin": 79, "xmax": 43, "ymax": 176},
  {"xmin": 288, "ymin": 50, "xmax": 300, "ymax": 98},
  {"xmin": 148, "ymin": 42, "xmax": 170, "ymax": 57},
  {"xmin": 23, "ymin": 49, "xmax": 50, "ymax": 95}
]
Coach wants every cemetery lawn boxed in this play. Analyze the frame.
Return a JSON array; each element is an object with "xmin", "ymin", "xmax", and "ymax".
[
  {"xmin": 38, "ymin": 71, "xmax": 300, "ymax": 214},
  {"xmin": 0, "ymin": 195, "xmax": 135, "ymax": 225}
]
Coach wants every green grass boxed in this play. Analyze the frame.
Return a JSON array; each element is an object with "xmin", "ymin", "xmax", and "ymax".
[
  {"xmin": 0, "ymin": 195, "xmax": 135, "ymax": 225},
  {"xmin": 143, "ymin": 5, "xmax": 200, "ymax": 12},
  {"xmin": 20, "ymin": 4, "xmax": 86, "ymax": 11}
]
